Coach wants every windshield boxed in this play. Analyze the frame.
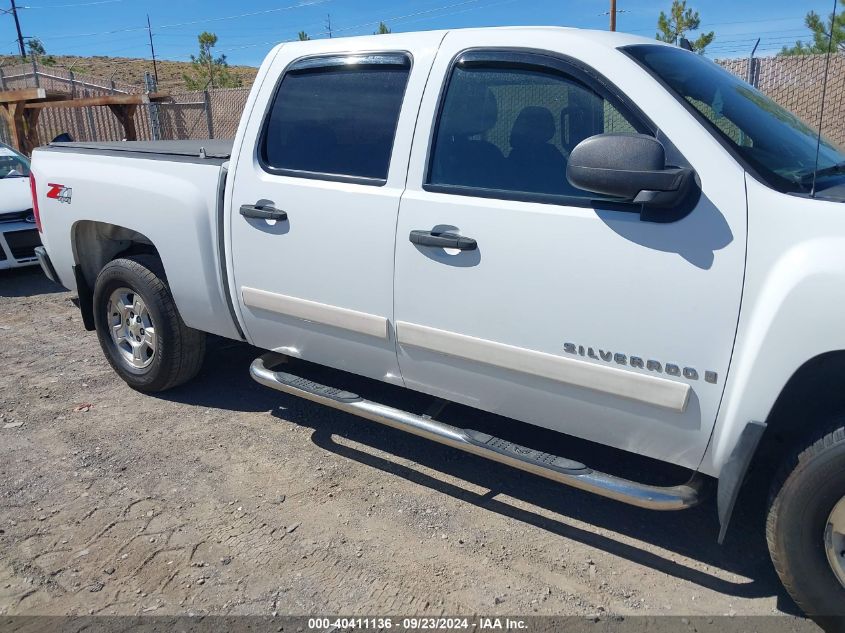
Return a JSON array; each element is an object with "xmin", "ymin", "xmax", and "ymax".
[
  {"xmin": 623, "ymin": 44, "xmax": 845, "ymax": 195},
  {"xmin": 0, "ymin": 143, "xmax": 30, "ymax": 179}
]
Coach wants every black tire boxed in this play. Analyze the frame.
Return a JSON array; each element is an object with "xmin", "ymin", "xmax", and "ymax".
[
  {"xmin": 767, "ymin": 423, "xmax": 845, "ymax": 617},
  {"xmin": 92, "ymin": 254, "xmax": 205, "ymax": 392}
]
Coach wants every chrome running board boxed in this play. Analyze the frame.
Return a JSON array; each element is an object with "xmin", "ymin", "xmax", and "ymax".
[{"xmin": 250, "ymin": 353, "xmax": 703, "ymax": 511}]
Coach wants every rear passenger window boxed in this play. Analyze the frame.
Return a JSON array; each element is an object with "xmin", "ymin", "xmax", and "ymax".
[
  {"xmin": 428, "ymin": 61, "xmax": 642, "ymax": 198},
  {"xmin": 261, "ymin": 54, "xmax": 411, "ymax": 183}
]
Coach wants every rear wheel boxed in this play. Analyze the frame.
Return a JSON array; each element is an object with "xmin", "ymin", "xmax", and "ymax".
[
  {"xmin": 92, "ymin": 254, "xmax": 205, "ymax": 392},
  {"xmin": 767, "ymin": 423, "xmax": 845, "ymax": 617}
]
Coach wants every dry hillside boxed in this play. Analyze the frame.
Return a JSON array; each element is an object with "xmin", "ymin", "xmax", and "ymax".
[{"xmin": 0, "ymin": 55, "xmax": 259, "ymax": 92}]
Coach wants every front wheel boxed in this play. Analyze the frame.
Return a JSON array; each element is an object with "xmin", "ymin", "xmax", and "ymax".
[
  {"xmin": 92, "ymin": 254, "xmax": 205, "ymax": 392},
  {"xmin": 767, "ymin": 423, "xmax": 845, "ymax": 617}
]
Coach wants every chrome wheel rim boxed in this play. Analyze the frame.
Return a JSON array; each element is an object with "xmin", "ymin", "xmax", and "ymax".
[
  {"xmin": 826, "ymin": 495, "xmax": 845, "ymax": 589},
  {"xmin": 107, "ymin": 287, "xmax": 156, "ymax": 369}
]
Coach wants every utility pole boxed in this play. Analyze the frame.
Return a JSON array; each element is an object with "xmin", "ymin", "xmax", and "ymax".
[
  {"xmin": 609, "ymin": 0, "xmax": 617, "ymax": 31},
  {"xmin": 146, "ymin": 14, "xmax": 159, "ymax": 85},
  {"xmin": 325, "ymin": 13, "xmax": 333, "ymax": 38},
  {"xmin": 10, "ymin": 0, "xmax": 26, "ymax": 59}
]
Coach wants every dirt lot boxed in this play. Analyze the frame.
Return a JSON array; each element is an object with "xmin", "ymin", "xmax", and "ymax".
[{"xmin": 0, "ymin": 266, "xmax": 810, "ymax": 620}]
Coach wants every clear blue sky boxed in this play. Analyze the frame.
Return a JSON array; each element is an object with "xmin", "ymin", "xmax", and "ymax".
[{"xmin": 0, "ymin": 0, "xmax": 831, "ymax": 67}]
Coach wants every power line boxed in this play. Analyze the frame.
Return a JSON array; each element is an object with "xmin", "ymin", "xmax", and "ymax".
[
  {"xmin": 181, "ymin": 10, "xmax": 813, "ymax": 57},
  {"xmin": 23, "ymin": 0, "xmax": 125, "ymax": 9},
  {"xmin": 1, "ymin": 36, "xmax": 24, "ymax": 57},
  {"xmin": 707, "ymin": 35, "xmax": 819, "ymax": 50},
  {"xmin": 373, "ymin": 0, "xmax": 520, "ymax": 33},
  {"xmin": 12, "ymin": 0, "xmax": 809, "ymax": 65},
  {"xmin": 701, "ymin": 30, "xmax": 813, "ymax": 45},
  {"xmin": 32, "ymin": 0, "xmax": 476, "ymax": 49},
  {"xmin": 163, "ymin": 0, "xmax": 495, "ymax": 42},
  {"xmin": 626, "ymin": 14, "xmax": 805, "ymax": 34},
  {"xmin": 31, "ymin": 0, "xmax": 330, "ymax": 42},
  {"xmin": 156, "ymin": 0, "xmax": 328, "ymax": 30},
  {"xmin": 219, "ymin": 0, "xmax": 474, "ymax": 51},
  {"xmin": 708, "ymin": 39, "xmax": 810, "ymax": 51},
  {"xmin": 224, "ymin": 0, "xmax": 498, "ymax": 52}
]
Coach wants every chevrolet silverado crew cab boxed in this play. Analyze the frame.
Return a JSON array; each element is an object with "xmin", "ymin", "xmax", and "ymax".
[{"xmin": 29, "ymin": 28, "xmax": 845, "ymax": 617}]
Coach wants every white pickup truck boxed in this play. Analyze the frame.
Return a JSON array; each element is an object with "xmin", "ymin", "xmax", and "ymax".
[{"xmin": 29, "ymin": 28, "xmax": 845, "ymax": 617}]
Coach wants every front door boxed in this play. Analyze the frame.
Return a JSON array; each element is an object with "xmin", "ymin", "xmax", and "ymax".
[
  {"xmin": 229, "ymin": 38, "xmax": 439, "ymax": 383},
  {"xmin": 393, "ymin": 33, "xmax": 746, "ymax": 469}
]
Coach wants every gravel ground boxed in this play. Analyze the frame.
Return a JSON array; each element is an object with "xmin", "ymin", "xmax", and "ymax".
[{"xmin": 0, "ymin": 266, "xmax": 811, "ymax": 620}]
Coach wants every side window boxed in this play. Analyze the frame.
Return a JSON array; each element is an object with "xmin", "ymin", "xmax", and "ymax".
[
  {"xmin": 261, "ymin": 55, "xmax": 411, "ymax": 183},
  {"xmin": 428, "ymin": 60, "xmax": 643, "ymax": 198}
]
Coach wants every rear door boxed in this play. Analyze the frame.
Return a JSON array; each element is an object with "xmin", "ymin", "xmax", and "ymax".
[
  {"xmin": 393, "ymin": 30, "xmax": 747, "ymax": 469},
  {"xmin": 229, "ymin": 35, "xmax": 441, "ymax": 383}
]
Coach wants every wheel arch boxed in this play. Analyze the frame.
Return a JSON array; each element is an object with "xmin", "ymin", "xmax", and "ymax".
[
  {"xmin": 717, "ymin": 350, "xmax": 845, "ymax": 542},
  {"xmin": 760, "ymin": 350, "xmax": 845, "ymax": 459},
  {"xmin": 70, "ymin": 220, "xmax": 163, "ymax": 331},
  {"xmin": 72, "ymin": 220, "xmax": 162, "ymax": 286}
]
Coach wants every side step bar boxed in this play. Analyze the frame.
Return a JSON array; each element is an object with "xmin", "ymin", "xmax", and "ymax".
[{"xmin": 250, "ymin": 353, "xmax": 704, "ymax": 511}]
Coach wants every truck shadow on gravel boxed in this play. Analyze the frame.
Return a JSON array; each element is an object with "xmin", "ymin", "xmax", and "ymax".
[
  {"xmin": 0, "ymin": 267, "xmax": 65, "ymax": 297},
  {"xmin": 158, "ymin": 336, "xmax": 801, "ymax": 616}
]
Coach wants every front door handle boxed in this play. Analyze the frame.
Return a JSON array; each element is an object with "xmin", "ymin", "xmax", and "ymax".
[
  {"xmin": 240, "ymin": 203, "xmax": 288, "ymax": 221},
  {"xmin": 409, "ymin": 229, "xmax": 477, "ymax": 251}
]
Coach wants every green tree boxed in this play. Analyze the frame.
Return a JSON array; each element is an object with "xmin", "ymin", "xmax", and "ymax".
[
  {"xmin": 298, "ymin": 31, "xmax": 310, "ymax": 41},
  {"xmin": 781, "ymin": 10, "xmax": 845, "ymax": 55},
  {"xmin": 374, "ymin": 21, "xmax": 391, "ymax": 35},
  {"xmin": 182, "ymin": 32, "xmax": 241, "ymax": 90},
  {"xmin": 656, "ymin": 1, "xmax": 714, "ymax": 53},
  {"xmin": 26, "ymin": 38, "xmax": 56, "ymax": 66}
]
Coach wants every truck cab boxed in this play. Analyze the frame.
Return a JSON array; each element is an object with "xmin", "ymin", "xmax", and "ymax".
[{"xmin": 228, "ymin": 29, "xmax": 745, "ymax": 473}]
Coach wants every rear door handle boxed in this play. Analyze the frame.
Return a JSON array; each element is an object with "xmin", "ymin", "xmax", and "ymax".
[
  {"xmin": 409, "ymin": 229, "xmax": 477, "ymax": 251},
  {"xmin": 240, "ymin": 203, "xmax": 287, "ymax": 221}
]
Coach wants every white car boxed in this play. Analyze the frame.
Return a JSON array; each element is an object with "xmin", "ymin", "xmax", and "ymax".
[
  {"xmin": 30, "ymin": 28, "xmax": 845, "ymax": 617},
  {"xmin": 0, "ymin": 141, "xmax": 41, "ymax": 269}
]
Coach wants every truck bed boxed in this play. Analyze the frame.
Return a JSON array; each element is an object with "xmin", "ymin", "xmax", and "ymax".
[
  {"xmin": 45, "ymin": 139, "xmax": 233, "ymax": 164},
  {"xmin": 33, "ymin": 137, "xmax": 242, "ymax": 342}
]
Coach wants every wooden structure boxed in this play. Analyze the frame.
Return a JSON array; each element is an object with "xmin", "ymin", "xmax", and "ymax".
[
  {"xmin": 0, "ymin": 88, "xmax": 170, "ymax": 155},
  {"xmin": 0, "ymin": 88, "xmax": 66, "ymax": 156}
]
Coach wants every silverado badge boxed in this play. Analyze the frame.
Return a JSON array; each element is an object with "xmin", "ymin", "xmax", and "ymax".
[{"xmin": 563, "ymin": 342, "xmax": 718, "ymax": 384}]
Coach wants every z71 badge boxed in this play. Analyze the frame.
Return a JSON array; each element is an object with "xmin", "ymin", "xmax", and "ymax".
[{"xmin": 46, "ymin": 183, "xmax": 72, "ymax": 204}]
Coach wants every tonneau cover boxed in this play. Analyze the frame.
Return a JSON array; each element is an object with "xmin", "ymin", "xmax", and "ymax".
[{"xmin": 46, "ymin": 139, "xmax": 233, "ymax": 160}]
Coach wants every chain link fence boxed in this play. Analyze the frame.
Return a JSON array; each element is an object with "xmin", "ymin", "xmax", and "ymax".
[
  {"xmin": 718, "ymin": 53, "xmax": 845, "ymax": 148},
  {"xmin": 1, "ymin": 53, "xmax": 843, "ymax": 149}
]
